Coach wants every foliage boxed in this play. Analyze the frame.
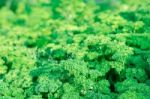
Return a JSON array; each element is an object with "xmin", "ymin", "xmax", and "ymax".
[{"xmin": 0, "ymin": 0, "xmax": 150, "ymax": 99}]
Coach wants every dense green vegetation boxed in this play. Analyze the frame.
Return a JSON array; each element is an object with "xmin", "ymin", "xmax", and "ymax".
[{"xmin": 0, "ymin": 0, "xmax": 150, "ymax": 99}]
